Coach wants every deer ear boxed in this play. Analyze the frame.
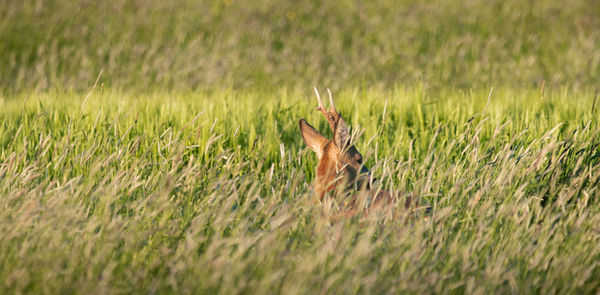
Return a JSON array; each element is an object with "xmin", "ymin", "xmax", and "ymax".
[
  {"xmin": 299, "ymin": 119, "xmax": 327, "ymax": 158},
  {"xmin": 333, "ymin": 117, "xmax": 350, "ymax": 150}
]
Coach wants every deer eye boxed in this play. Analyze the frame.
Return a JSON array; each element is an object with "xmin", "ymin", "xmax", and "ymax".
[{"xmin": 355, "ymin": 154, "xmax": 362, "ymax": 164}]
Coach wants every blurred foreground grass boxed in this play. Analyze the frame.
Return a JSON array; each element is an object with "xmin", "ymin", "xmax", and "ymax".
[{"xmin": 0, "ymin": 87, "xmax": 599, "ymax": 293}]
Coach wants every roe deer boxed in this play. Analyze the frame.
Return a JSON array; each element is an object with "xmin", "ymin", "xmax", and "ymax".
[{"xmin": 299, "ymin": 88, "xmax": 413, "ymax": 216}]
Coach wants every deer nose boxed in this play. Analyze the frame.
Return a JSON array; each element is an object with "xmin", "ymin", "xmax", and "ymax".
[
  {"xmin": 360, "ymin": 165, "xmax": 370, "ymax": 175},
  {"xmin": 355, "ymin": 166, "xmax": 372, "ymax": 190}
]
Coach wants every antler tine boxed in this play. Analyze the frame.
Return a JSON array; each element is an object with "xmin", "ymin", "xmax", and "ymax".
[
  {"xmin": 313, "ymin": 87, "xmax": 337, "ymax": 131},
  {"xmin": 313, "ymin": 87, "xmax": 326, "ymax": 111},
  {"xmin": 327, "ymin": 88, "xmax": 337, "ymax": 112},
  {"xmin": 326, "ymin": 88, "xmax": 342, "ymax": 128}
]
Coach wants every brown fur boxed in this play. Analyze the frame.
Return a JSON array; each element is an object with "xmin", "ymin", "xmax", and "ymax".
[{"xmin": 300, "ymin": 101, "xmax": 407, "ymax": 217}]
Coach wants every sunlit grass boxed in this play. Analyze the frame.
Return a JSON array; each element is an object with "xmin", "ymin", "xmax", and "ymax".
[
  {"xmin": 1, "ymin": 87, "xmax": 598, "ymax": 293},
  {"xmin": 1, "ymin": 0, "xmax": 599, "ymax": 293}
]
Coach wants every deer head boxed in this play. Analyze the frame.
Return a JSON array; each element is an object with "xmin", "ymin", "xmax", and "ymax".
[{"xmin": 299, "ymin": 88, "xmax": 370, "ymax": 201}]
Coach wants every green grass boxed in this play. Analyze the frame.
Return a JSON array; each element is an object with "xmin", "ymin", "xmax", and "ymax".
[
  {"xmin": 1, "ymin": 87, "xmax": 599, "ymax": 293},
  {"xmin": 1, "ymin": 0, "xmax": 599, "ymax": 91},
  {"xmin": 2, "ymin": 0, "xmax": 600, "ymax": 293}
]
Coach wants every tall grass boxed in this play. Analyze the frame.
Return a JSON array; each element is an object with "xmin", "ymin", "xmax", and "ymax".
[
  {"xmin": 2, "ymin": 0, "xmax": 600, "ymax": 293},
  {"xmin": 1, "ymin": 88, "xmax": 598, "ymax": 293},
  {"xmin": 1, "ymin": 0, "xmax": 599, "ymax": 91}
]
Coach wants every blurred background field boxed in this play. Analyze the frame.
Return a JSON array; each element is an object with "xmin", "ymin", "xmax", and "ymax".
[
  {"xmin": 1, "ymin": 0, "xmax": 599, "ymax": 92},
  {"xmin": 1, "ymin": 0, "xmax": 600, "ymax": 294}
]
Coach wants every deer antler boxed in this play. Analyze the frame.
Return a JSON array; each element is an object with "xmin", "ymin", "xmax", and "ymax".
[
  {"xmin": 327, "ymin": 88, "xmax": 336, "ymax": 113},
  {"xmin": 314, "ymin": 87, "xmax": 340, "ymax": 132}
]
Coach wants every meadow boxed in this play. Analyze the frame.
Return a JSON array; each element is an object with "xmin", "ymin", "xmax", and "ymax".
[
  {"xmin": 1, "ymin": 87, "xmax": 599, "ymax": 293},
  {"xmin": 1, "ymin": 0, "xmax": 600, "ymax": 294}
]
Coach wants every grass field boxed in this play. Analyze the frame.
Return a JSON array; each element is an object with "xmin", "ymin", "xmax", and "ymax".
[
  {"xmin": 2, "ymin": 0, "xmax": 599, "ymax": 91},
  {"xmin": 1, "ymin": 88, "xmax": 599, "ymax": 293},
  {"xmin": 1, "ymin": 0, "xmax": 600, "ymax": 294}
]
